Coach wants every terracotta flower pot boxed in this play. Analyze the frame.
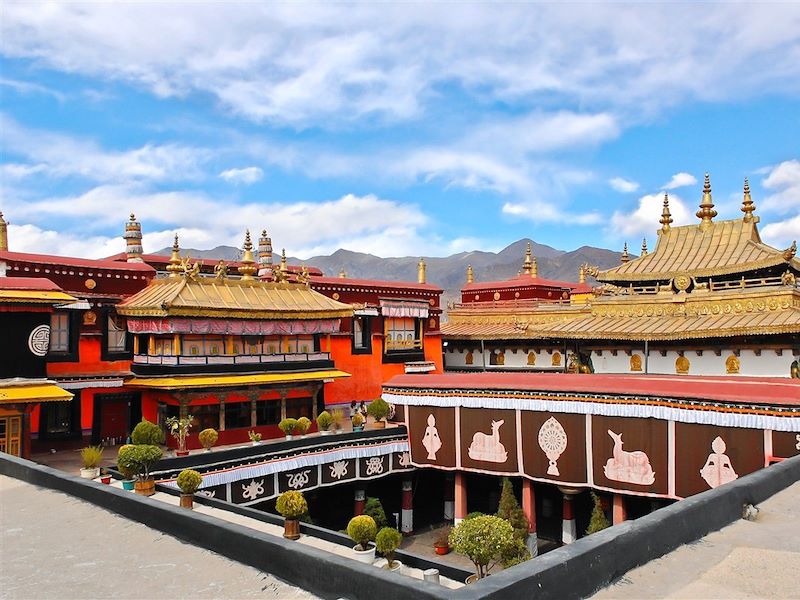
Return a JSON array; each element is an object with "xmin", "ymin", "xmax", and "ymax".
[
  {"xmin": 180, "ymin": 493, "xmax": 194, "ymax": 509},
  {"xmin": 100, "ymin": 475, "xmax": 112, "ymax": 485},
  {"xmin": 134, "ymin": 478, "xmax": 156, "ymax": 497},
  {"xmin": 176, "ymin": 450, "xmax": 190, "ymax": 457},
  {"xmin": 283, "ymin": 518, "xmax": 300, "ymax": 540},
  {"xmin": 372, "ymin": 420, "xmax": 386, "ymax": 429},
  {"xmin": 434, "ymin": 544, "xmax": 450, "ymax": 555}
]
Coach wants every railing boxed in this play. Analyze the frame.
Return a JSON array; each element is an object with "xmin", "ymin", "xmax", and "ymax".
[
  {"xmin": 449, "ymin": 298, "xmax": 574, "ymax": 311},
  {"xmin": 133, "ymin": 352, "xmax": 331, "ymax": 366}
]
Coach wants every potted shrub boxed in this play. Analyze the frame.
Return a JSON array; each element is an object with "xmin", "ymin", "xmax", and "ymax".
[
  {"xmin": 278, "ymin": 418, "xmax": 298, "ymax": 439},
  {"xmin": 434, "ymin": 527, "xmax": 451, "ymax": 555},
  {"xmin": 176, "ymin": 469, "xmax": 203, "ymax": 509},
  {"xmin": 331, "ymin": 408, "xmax": 345, "ymax": 433},
  {"xmin": 297, "ymin": 416, "xmax": 312, "ymax": 437},
  {"xmin": 117, "ymin": 444, "xmax": 137, "ymax": 490},
  {"xmin": 351, "ymin": 412, "xmax": 365, "ymax": 432},
  {"xmin": 131, "ymin": 418, "xmax": 165, "ymax": 446},
  {"xmin": 248, "ymin": 430, "xmax": 263, "ymax": 445},
  {"xmin": 198, "ymin": 428, "xmax": 218, "ymax": 452},
  {"xmin": 347, "ymin": 515, "xmax": 377, "ymax": 564},
  {"xmin": 316, "ymin": 411, "xmax": 334, "ymax": 435},
  {"xmin": 449, "ymin": 514, "xmax": 516, "ymax": 583},
  {"xmin": 276, "ymin": 490, "xmax": 307, "ymax": 540},
  {"xmin": 376, "ymin": 527, "xmax": 403, "ymax": 571},
  {"xmin": 366, "ymin": 398, "xmax": 390, "ymax": 429},
  {"xmin": 79, "ymin": 445, "xmax": 103, "ymax": 479},
  {"xmin": 166, "ymin": 414, "xmax": 193, "ymax": 456},
  {"xmin": 118, "ymin": 443, "xmax": 163, "ymax": 497}
]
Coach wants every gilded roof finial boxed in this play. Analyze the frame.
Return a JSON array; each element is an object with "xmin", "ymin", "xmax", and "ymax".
[
  {"xmin": 641, "ymin": 238, "xmax": 648, "ymax": 256},
  {"xmin": 338, "ymin": 268, "xmax": 347, "ymax": 278},
  {"xmin": 257, "ymin": 229, "xmax": 273, "ymax": 279},
  {"xmin": 237, "ymin": 230, "xmax": 257, "ymax": 280},
  {"xmin": 280, "ymin": 248, "xmax": 288, "ymax": 274},
  {"xmin": 123, "ymin": 212, "xmax": 144, "ymax": 262},
  {"xmin": 660, "ymin": 193, "xmax": 673, "ymax": 232},
  {"xmin": 0, "ymin": 210, "xmax": 8, "ymax": 252},
  {"xmin": 418, "ymin": 257, "xmax": 427, "ymax": 284},
  {"xmin": 696, "ymin": 172, "xmax": 717, "ymax": 231},
  {"xmin": 531, "ymin": 255, "xmax": 538, "ymax": 278},
  {"xmin": 621, "ymin": 242, "xmax": 630, "ymax": 263},
  {"xmin": 466, "ymin": 264, "xmax": 474, "ymax": 284},
  {"xmin": 522, "ymin": 242, "xmax": 533, "ymax": 275},
  {"xmin": 166, "ymin": 234, "xmax": 183, "ymax": 278},
  {"xmin": 741, "ymin": 177, "xmax": 756, "ymax": 222},
  {"xmin": 578, "ymin": 264, "xmax": 586, "ymax": 284}
]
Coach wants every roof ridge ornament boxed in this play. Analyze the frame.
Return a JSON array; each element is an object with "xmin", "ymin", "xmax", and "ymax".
[
  {"xmin": 641, "ymin": 238, "xmax": 648, "ymax": 256},
  {"xmin": 466, "ymin": 264, "xmax": 474, "ymax": 284},
  {"xmin": 660, "ymin": 193, "xmax": 673, "ymax": 232},
  {"xmin": 784, "ymin": 241, "xmax": 797, "ymax": 261},
  {"xmin": 696, "ymin": 173, "xmax": 717, "ymax": 231},
  {"xmin": 741, "ymin": 177, "xmax": 757, "ymax": 222},
  {"xmin": 621, "ymin": 242, "xmax": 630, "ymax": 263},
  {"xmin": 0, "ymin": 210, "xmax": 7, "ymax": 251},
  {"xmin": 166, "ymin": 234, "xmax": 183, "ymax": 278},
  {"xmin": 522, "ymin": 242, "xmax": 533, "ymax": 275},
  {"xmin": 418, "ymin": 257, "xmax": 427, "ymax": 284},
  {"xmin": 237, "ymin": 230, "xmax": 257, "ymax": 280}
]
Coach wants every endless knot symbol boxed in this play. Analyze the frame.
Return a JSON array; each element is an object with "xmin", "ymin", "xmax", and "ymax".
[
  {"xmin": 329, "ymin": 460, "xmax": 348, "ymax": 480},
  {"xmin": 28, "ymin": 325, "xmax": 50, "ymax": 357},
  {"xmin": 286, "ymin": 470, "xmax": 311, "ymax": 490},
  {"xmin": 795, "ymin": 434, "xmax": 800, "ymax": 451},
  {"xmin": 365, "ymin": 457, "xmax": 384, "ymax": 476},
  {"xmin": 241, "ymin": 479, "xmax": 264, "ymax": 501}
]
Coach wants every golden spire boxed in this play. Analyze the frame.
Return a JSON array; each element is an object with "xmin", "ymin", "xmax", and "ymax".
[
  {"xmin": 338, "ymin": 268, "xmax": 347, "ymax": 278},
  {"xmin": 522, "ymin": 242, "xmax": 533, "ymax": 275},
  {"xmin": 578, "ymin": 264, "xmax": 586, "ymax": 284},
  {"xmin": 621, "ymin": 242, "xmax": 630, "ymax": 263},
  {"xmin": 466, "ymin": 264, "xmax": 474, "ymax": 284},
  {"xmin": 696, "ymin": 172, "xmax": 717, "ymax": 231},
  {"xmin": 123, "ymin": 212, "xmax": 144, "ymax": 262},
  {"xmin": 0, "ymin": 211, "xmax": 7, "ymax": 252},
  {"xmin": 166, "ymin": 234, "xmax": 183, "ymax": 278},
  {"xmin": 280, "ymin": 248, "xmax": 288, "ymax": 274},
  {"xmin": 257, "ymin": 229, "xmax": 273, "ymax": 279},
  {"xmin": 641, "ymin": 238, "xmax": 648, "ymax": 256},
  {"xmin": 741, "ymin": 177, "xmax": 756, "ymax": 222},
  {"xmin": 531, "ymin": 255, "xmax": 538, "ymax": 278},
  {"xmin": 237, "ymin": 230, "xmax": 257, "ymax": 280},
  {"xmin": 418, "ymin": 257, "xmax": 427, "ymax": 284},
  {"xmin": 660, "ymin": 193, "xmax": 673, "ymax": 232}
]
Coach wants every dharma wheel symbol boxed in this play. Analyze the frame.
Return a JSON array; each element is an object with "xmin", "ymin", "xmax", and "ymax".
[
  {"xmin": 538, "ymin": 417, "xmax": 567, "ymax": 476},
  {"xmin": 28, "ymin": 325, "xmax": 50, "ymax": 357}
]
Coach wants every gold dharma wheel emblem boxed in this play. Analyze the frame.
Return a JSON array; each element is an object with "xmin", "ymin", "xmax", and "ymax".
[
  {"xmin": 85, "ymin": 278, "xmax": 97, "ymax": 289},
  {"xmin": 673, "ymin": 274, "xmax": 691, "ymax": 292}
]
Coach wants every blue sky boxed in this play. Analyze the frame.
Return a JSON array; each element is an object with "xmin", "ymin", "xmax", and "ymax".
[{"xmin": 1, "ymin": 3, "xmax": 799, "ymax": 261}]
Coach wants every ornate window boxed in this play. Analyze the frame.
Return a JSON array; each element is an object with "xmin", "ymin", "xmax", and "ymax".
[
  {"xmin": 49, "ymin": 312, "xmax": 70, "ymax": 353},
  {"xmin": 385, "ymin": 317, "xmax": 421, "ymax": 351},
  {"xmin": 106, "ymin": 314, "xmax": 127, "ymax": 354}
]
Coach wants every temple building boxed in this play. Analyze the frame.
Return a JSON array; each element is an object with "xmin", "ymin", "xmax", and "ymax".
[
  {"xmin": 116, "ymin": 232, "xmax": 354, "ymax": 447},
  {"xmin": 443, "ymin": 176, "xmax": 800, "ymax": 377}
]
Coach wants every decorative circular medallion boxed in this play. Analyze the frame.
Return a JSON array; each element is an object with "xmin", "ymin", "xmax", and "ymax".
[
  {"xmin": 85, "ymin": 278, "xmax": 97, "ymax": 290},
  {"xmin": 83, "ymin": 310, "xmax": 97, "ymax": 326},
  {"xmin": 493, "ymin": 292, "xmax": 500, "ymax": 300},
  {"xmin": 429, "ymin": 298, "xmax": 435, "ymax": 306},
  {"xmin": 28, "ymin": 325, "xmax": 51, "ymax": 356},
  {"xmin": 332, "ymin": 293, "xmax": 340, "ymax": 300},
  {"xmin": 673, "ymin": 274, "xmax": 691, "ymax": 292}
]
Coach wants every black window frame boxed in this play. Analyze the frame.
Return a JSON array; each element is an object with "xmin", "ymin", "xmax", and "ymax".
[
  {"xmin": 47, "ymin": 310, "xmax": 81, "ymax": 363},
  {"xmin": 101, "ymin": 308, "xmax": 133, "ymax": 361},
  {"xmin": 351, "ymin": 315, "xmax": 372, "ymax": 354}
]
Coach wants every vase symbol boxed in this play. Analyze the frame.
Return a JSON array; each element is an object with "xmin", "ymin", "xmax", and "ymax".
[
  {"xmin": 421, "ymin": 414, "xmax": 442, "ymax": 460},
  {"xmin": 467, "ymin": 419, "xmax": 508, "ymax": 463},
  {"xmin": 700, "ymin": 436, "xmax": 738, "ymax": 489},
  {"xmin": 538, "ymin": 417, "xmax": 567, "ymax": 476}
]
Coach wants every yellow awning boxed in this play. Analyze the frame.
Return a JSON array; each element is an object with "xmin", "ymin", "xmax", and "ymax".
[
  {"xmin": 0, "ymin": 289, "xmax": 78, "ymax": 304},
  {"xmin": 125, "ymin": 370, "xmax": 351, "ymax": 390},
  {"xmin": 0, "ymin": 383, "xmax": 74, "ymax": 404}
]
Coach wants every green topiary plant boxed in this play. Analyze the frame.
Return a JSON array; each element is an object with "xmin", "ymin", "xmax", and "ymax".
[
  {"xmin": 198, "ymin": 428, "xmax": 218, "ymax": 450},
  {"xmin": 276, "ymin": 491, "xmax": 308, "ymax": 519},
  {"xmin": 80, "ymin": 445, "xmax": 103, "ymax": 469},
  {"xmin": 497, "ymin": 478, "xmax": 530, "ymax": 540},
  {"xmin": 117, "ymin": 444, "xmax": 163, "ymax": 481},
  {"xmin": 449, "ymin": 515, "xmax": 516, "ymax": 580},
  {"xmin": 351, "ymin": 412, "xmax": 365, "ymax": 427},
  {"xmin": 131, "ymin": 419, "xmax": 164, "ymax": 446},
  {"xmin": 316, "ymin": 411, "xmax": 333, "ymax": 431},
  {"xmin": 364, "ymin": 496, "xmax": 388, "ymax": 528},
  {"xmin": 330, "ymin": 408, "xmax": 345, "ymax": 431},
  {"xmin": 116, "ymin": 445, "xmax": 136, "ymax": 480},
  {"xmin": 375, "ymin": 527, "xmax": 403, "ymax": 569},
  {"xmin": 176, "ymin": 469, "xmax": 203, "ymax": 494},
  {"xmin": 278, "ymin": 418, "xmax": 298, "ymax": 436},
  {"xmin": 366, "ymin": 397, "xmax": 390, "ymax": 421},
  {"xmin": 297, "ymin": 416, "xmax": 312, "ymax": 435},
  {"xmin": 465, "ymin": 511, "xmax": 485, "ymax": 520},
  {"xmin": 347, "ymin": 515, "xmax": 377, "ymax": 551},
  {"xmin": 586, "ymin": 492, "xmax": 611, "ymax": 535}
]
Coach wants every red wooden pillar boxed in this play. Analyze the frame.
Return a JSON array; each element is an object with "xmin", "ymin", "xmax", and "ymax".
[
  {"xmin": 401, "ymin": 479, "xmax": 413, "ymax": 535},
  {"xmin": 354, "ymin": 489, "xmax": 366, "ymax": 517},
  {"xmin": 443, "ymin": 473, "xmax": 455, "ymax": 521},
  {"xmin": 454, "ymin": 471, "xmax": 467, "ymax": 525},
  {"xmin": 613, "ymin": 493, "xmax": 627, "ymax": 525},
  {"xmin": 522, "ymin": 479, "xmax": 538, "ymax": 557}
]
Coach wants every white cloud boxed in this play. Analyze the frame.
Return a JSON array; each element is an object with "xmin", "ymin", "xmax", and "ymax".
[
  {"xmin": 760, "ymin": 159, "xmax": 800, "ymax": 214},
  {"xmin": 219, "ymin": 166, "xmax": 264, "ymax": 184},
  {"xmin": 761, "ymin": 214, "xmax": 800, "ymax": 248},
  {"xmin": 609, "ymin": 177, "xmax": 639, "ymax": 193},
  {"xmin": 608, "ymin": 192, "xmax": 693, "ymax": 241},
  {"xmin": 663, "ymin": 172, "xmax": 697, "ymax": 190},
  {"xmin": 0, "ymin": 77, "xmax": 66, "ymax": 101}
]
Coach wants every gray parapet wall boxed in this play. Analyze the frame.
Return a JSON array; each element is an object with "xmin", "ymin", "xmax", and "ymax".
[{"xmin": 2, "ymin": 453, "xmax": 799, "ymax": 600}]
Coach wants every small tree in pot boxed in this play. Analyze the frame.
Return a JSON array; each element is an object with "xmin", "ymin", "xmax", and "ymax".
[
  {"xmin": 79, "ymin": 445, "xmax": 103, "ymax": 479},
  {"xmin": 366, "ymin": 398, "xmax": 390, "ymax": 429},
  {"xmin": 351, "ymin": 412, "xmax": 365, "ymax": 432},
  {"xmin": 176, "ymin": 469, "xmax": 203, "ymax": 509},
  {"xmin": 116, "ymin": 444, "xmax": 137, "ymax": 489},
  {"xmin": 297, "ymin": 416, "xmax": 312, "ymax": 437},
  {"xmin": 278, "ymin": 418, "xmax": 298, "ymax": 439},
  {"xmin": 449, "ymin": 514, "xmax": 516, "ymax": 582},
  {"xmin": 316, "ymin": 411, "xmax": 334, "ymax": 435},
  {"xmin": 276, "ymin": 490, "xmax": 307, "ymax": 540},
  {"xmin": 165, "ymin": 414, "xmax": 193, "ymax": 456},
  {"xmin": 347, "ymin": 515, "xmax": 378, "ymax": 564},
  {"xmin": 376, "ymin": 527, "xmax": 403, "ymax": 570},
  {"xmin": 198, "ymin": 428, "xmax": 218, "ymax": 451},
  {"xmin": 118, "ymin": 444, "xmax": 163, "ymax": 496}
]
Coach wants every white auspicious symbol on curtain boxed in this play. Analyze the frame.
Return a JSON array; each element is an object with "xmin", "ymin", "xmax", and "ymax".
[
  {"xmin": 286, "ymin": 470, "xmax": 311, "ymax": 490},
  {"xmin": 538, "ymin": 417, "xmax": 567, "ymax": 476},
  {"xmin": 365, "ymin": 457, "xmax": 384, "ymax": 476},
  {"xmin": 468, "ymin": 419, "xmax": 508, "ymax": 463},
  {"xmin": 796, "ymin": 434, "xmax": 800, "ymax": 451},
  {"xmin": 422, "ymin": 414, "xmax": 442, "ymax": 460},
  {"xmin": 603, "ymin": 430, "xmax": 655, "ymax": 485},
  {"xmin": 329, "ymin": 460, "xmax": 349, "ymax": 480},
  {"xmin": 398, "ymin": 452, "xmax": 412, "ymax": 467},
  {"xmin": 197, "ymin": 489, "xmax": 216, "ymax": 499},
  {"xmin": 700, "ymin": 436, "xmax": 739, "ymax": 489},
  {"xmin": 241, "ymin": 479, "xmax": 265, "ymax": 500}
]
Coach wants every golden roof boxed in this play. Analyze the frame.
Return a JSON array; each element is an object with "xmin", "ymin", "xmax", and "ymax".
[
  {"xmin": 598, "ymin": 217, "xmax": 800, "ymax": 283},
  {"xmin": 0, "ymin": 380, "xmax": 73, "ymax": 404},
  {"xmin": 117, "ymin": 276, "xmax": 353, "ymax": 320}
]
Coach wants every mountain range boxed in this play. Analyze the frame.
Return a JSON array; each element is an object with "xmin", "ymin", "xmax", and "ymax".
[{"xmin": 154, "ymin": 239, "xmax": 629, "ymax": 307}]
